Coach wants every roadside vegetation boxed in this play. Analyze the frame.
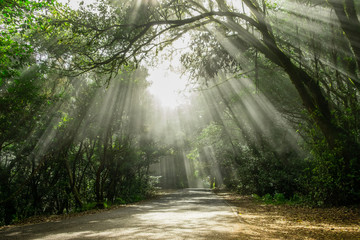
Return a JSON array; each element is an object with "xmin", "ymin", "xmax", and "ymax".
[{"xmin": 1, "ymin": 0, "xmax": 359, "ymax": 226}]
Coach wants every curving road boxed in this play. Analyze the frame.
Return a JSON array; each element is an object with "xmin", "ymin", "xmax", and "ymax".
[{"xmin": 0, "ymin": 189, "xmax": 242, "ymax": 240}]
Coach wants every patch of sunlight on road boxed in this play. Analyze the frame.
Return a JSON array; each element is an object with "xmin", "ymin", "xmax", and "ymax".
[
  {"xmin": 34, "ymin": 231, "xmax": 92, "ymax": 240},
  {"xmin": 136, "ymin": 210, "xmax": 231, "ymax": 221},
  {"xmin": 4, "ymin": 232, "xmax": 21, "ymax": 237},
  {"xmin": 1, "ymin": 189, "xmax": 245, "ymax": 240}
]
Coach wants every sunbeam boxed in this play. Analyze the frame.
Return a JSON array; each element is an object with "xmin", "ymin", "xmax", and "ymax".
[
  {"xmin": 147, "ymin": 64, "xmax": 188, "ymax": 109},
  {"xmin": 1, "ymin": 0, "xmax": 360, "ymax": 229}
]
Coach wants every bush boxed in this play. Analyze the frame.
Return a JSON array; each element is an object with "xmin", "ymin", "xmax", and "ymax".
[
  {"xmin": 273, "ymin": 193, "xmax": 286, "ymax": 204},
  {"xmin": 81, "ymin": 202, "xmax": 98, "ymax": 211},
  {"xmin": 253, "ymin": 192, "xmax": 305, "ymax": 206},
  {"xmin": 115, "ymin": 198, "xmax": 126, "ymax": 204}
]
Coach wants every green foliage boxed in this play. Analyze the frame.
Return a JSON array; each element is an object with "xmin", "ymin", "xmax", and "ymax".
[
  {"xmin": 301, "ymin": 136, "xmax": 360, "ymax": 206},
  {"xmin": 262, "ymin": 193, "xmax": 273, "ymax": 203},
  {"xmin": 125, "ymin": 194, "xmax": 145, "ymax": 203},
  {"xmin": 115, "ymin": 197, "xmax": 126, "ymax": 205},
  {"xmin": 253, "ymin": 192, "xmax": 305, "ymax": 205},
  {"xmin": 81, "ymin": 202, "xmax": 98, "ymax": 211},
  {"xmin": 274, "ymin": 193, "xmax": 286, "ymax": 203},
  {"xmin": 0, "ymin": 0, "xmax": 54, "ymax": 83},
  {"xmin": 230, "ymin": 151, "xmax": 305, "ymax": 198},
  {"xmin": 1, "ymin": 0, "xmax": 360, "ymax": 226},
  {"xmin": 0, "ymin": 63, "xmax": 159, "ymax": 225}
]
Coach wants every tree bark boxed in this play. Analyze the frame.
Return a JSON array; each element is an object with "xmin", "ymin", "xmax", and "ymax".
[
  {"xmin": 63, "ymin": 147, "xmax": 83, "ymax": 208},
  {"xmin": 64, "ymin": 158, "xmax": 83, "ymax": 207},
  {"xmin": 221, "ymin": 0, "xmax": 359, "ymax": 159},
  {"xmin": 328, "ymin": 0, "xmax": 360, "ymax": 71}
]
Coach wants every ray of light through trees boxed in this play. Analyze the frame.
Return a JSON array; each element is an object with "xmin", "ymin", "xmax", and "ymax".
[{"xmin": 0, "ymin": 0, "xmax": 359, "ymax": 225}]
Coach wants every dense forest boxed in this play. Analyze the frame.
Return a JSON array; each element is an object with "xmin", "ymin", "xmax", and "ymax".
[{"xmin": 1, "ymin": 0, "xmax": 359, "ymax": 226}]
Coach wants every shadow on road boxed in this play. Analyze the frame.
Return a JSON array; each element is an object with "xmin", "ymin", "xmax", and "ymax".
[{"xmin": 0, "ymin": 188, "xmax": 257, "ymax": 240}]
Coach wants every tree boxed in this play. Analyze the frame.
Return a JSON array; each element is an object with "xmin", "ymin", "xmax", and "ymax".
[
  {"xmin": 1, "ymin": 0, "xmax": 165, "ymax": 223},
  {"xmin": 44, "ymin": 0, "xmax": 359, "ymax": 161},
  {"xmin": 327, "ymin": 0, "xmax": 360, "ymax": 73},
  {"xmin": 1, "ymin": 1, "xmax": 359, "ymax": 226}
]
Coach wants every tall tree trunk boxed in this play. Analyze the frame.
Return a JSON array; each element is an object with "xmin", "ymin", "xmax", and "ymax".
[
  {"xmin": 64, "ymin": 158, "xmax": 83, "ymax": 207},
  {"xmin": 95, "ymin": 155, "xmax": 105, "ymax": 203},
  {"xmin": 258, "ymin": 15, "xmax": 357, "ymax": 156},
  {"xmin": 219, "ymin": 0, "xmax": 359, "ymax": 161},
  {"xmin": 63, "ymin": 146, "xmax": 83, "ymax": 208},
  {"xmin": 328, "ymin": 0, "xmax": 360, "ymax": 71},
  {"xmin": 95, "ymin": 130, "xmax": 111, "ymax": 204}
]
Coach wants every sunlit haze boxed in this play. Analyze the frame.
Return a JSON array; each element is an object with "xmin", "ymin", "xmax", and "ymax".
[
  {"xmin": 147, "ymin": 65, "xmax": 188, "ymax": 109},
  {"xmin": 147, "ymin": 33, "xmax": 193, "ymax": 109},
  {"xmin": 2, "ymin": 0, "xmax": 359, "ymax": 234},
  {"xmin": 59, "ymin": 0, "xmax": 189, "ymax": 109}
]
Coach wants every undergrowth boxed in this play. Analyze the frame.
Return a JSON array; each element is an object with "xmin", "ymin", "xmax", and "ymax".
[{"xmin": 252, "ymin": 193, "xmax": 305, "ymax": 205}]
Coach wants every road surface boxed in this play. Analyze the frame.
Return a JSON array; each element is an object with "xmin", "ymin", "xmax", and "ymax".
[{"xmin": 0, "ymin": 188, "xmax": 242, "ymax": 239}]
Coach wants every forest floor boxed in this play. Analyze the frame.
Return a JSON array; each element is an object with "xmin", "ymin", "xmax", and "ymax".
[
  {"xmin": 216, "ymin": 190, "xmax": 360, "ymax": 239},
  {"xmin": 0, "ymin": 189, "xmax": 359, "ymax": 239}
]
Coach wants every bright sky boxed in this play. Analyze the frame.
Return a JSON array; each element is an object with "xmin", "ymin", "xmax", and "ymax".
[
  {"xmin": 147, "ymin": 62, "xmax": 188, "ymax": 109},
  {"xmin": 58, "ymin": 0, "xmax": 90, "ymax": 9},
  {"xmin": 146, "ymin": 35, "xmax": 190, "ymax": 109}
]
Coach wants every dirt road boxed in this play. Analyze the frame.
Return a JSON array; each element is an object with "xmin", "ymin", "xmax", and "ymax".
[{"xmin": 0, "ymin": 189, "xmax": 242, "ymax": 239}]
